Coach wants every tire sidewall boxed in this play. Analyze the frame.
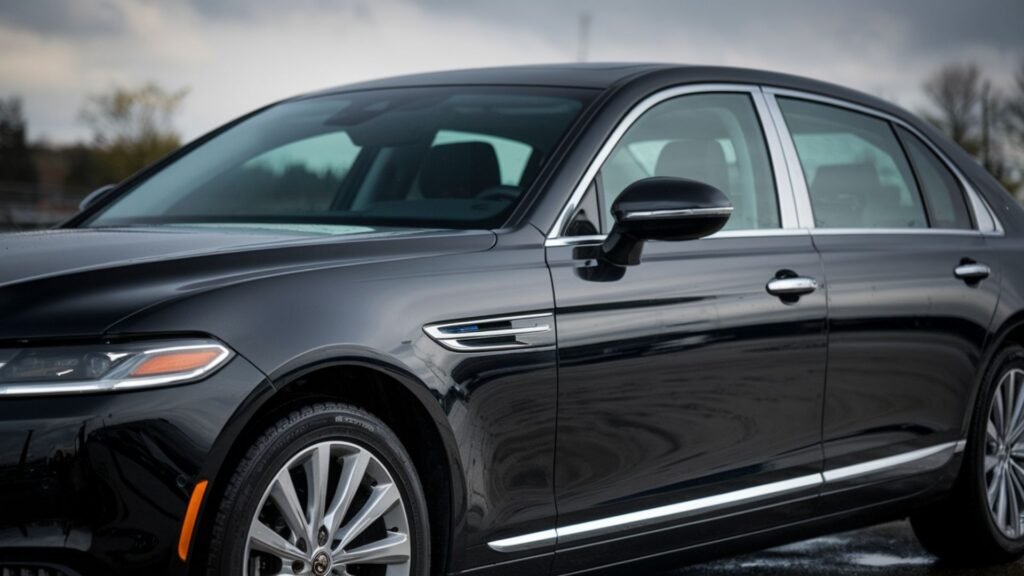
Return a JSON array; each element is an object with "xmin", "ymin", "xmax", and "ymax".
[
  {"xmin": 970, "ymin": 345, "xmax": 1024, "ymax": 555},
  {"xmin": 216, "ymin": 404, "xmax": 430, "ymax": 575}
]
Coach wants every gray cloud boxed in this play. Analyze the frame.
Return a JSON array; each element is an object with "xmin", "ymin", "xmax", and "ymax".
[
  {"xmin": 0, "ymin": 0, "xmax": 125, "ymax": 37},
  {"xmin": 1, "ymin": 0, "xmax": 1021, "ymax": 143}
]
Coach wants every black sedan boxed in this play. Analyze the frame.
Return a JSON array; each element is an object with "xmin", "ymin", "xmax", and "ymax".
[{"xmin": 1, "ymin": 63, "xmax": 1023, "ymax": 576}]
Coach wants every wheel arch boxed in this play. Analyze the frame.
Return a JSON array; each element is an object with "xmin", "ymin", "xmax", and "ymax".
[
  {"xmin": 188, "ymin": 348, "xmax": 465, "ymax": 576},
  {"xmin": 963, "ymin": 311, "xmax": 1024, "ymax": 436}
]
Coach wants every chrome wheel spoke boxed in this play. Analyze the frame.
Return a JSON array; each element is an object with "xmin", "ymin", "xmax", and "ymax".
[
  {"xmin": 269, "ymin": 471, "xmax": 309, "ymax": 544},
  {"xmin": 244, "ymin": 440, "xmax": 411, "ymax": 576},
  {"xmin": 1008, "ymin": 471, "xmax": 1021, "ymax": 536},
  {"xmin": 304, "ymin": 443, "xmax": 331, "ymax": 544},
  {"xmin": 335, "ymin": 482, "xmax": 401, "ymax": 551},
  {"xmin": 994, "ymin": 390, "xmax": 1007, "ymax": 438},
  {"xmin": 324, "ymin": 451, "xmax": 370, "ymax": 538},
  {"xmin": 989, "ymin": 465, "xmax": 1004, "ymax": 503},
  {"xmin": 986, "ymin": 369, "xmax": 1024, "ymax": 539},
  {"xmin": 988, "ymin": 420, "xmax": 1001, "ymax": 445},
  {"xmin": 1011, "ymin": 371, "xmax": 1024, "ymax": 437},
  {"xmin": 986, "ymin": 454, "xmax": 1001, "ymax": 474},
  {"xmin": 332, "ymin": 531, "xmax": 410, "ymax": 565},
  {"xmin": 249, "ymin": 520, "xmax": 308, "ymax": 564}
]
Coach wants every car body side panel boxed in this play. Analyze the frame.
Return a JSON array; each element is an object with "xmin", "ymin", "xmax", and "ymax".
[{"xmin": 106, "ymin": 227, "xmax": 559, "ymax": 573}]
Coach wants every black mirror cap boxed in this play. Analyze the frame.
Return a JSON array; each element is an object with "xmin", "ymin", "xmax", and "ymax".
[{"xmin": 602, "ymin": 177, "xmax": 733, "ymax": 266}]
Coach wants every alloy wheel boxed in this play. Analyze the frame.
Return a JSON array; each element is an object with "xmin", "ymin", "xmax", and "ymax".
[
  {"xmin": 986, "ymin": 368, "xmax": 1024, "ymax": 539},
  {"xmin": 244, "ymin": 441, "xmax": 412, "ymax": 575}
]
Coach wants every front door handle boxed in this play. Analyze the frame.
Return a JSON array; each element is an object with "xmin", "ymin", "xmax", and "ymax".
[
  {"xmin": 766, "ymin": 276, "xmax": 818, "ymax": 297},
  {"xmin": 954, "ymin": 262, "xmax": 991, "ymax": 282}
]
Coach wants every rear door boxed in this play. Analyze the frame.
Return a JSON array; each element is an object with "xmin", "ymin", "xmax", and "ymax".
[
  {"xmin": 768, "ymin": 91, "xmax": 1002, "ymax": 511},
  {"xmin": 541, "ymin": 87, "xmax": 828, "ymax": 573}
]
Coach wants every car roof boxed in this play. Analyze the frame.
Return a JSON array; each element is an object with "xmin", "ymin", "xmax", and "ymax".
[
  {"xmin": 301, "ymin": 62, "xmax": 908, "ymax": 122},
  {"xmin": 307, "ymin": 63, "xmax": 674, "ymax": 92}
]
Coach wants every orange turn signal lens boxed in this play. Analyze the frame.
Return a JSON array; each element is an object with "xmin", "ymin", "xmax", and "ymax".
[
  {"xmin": 178, "ymin": 479, "xmax": 208, "ymax": 561},
  {"xmin": 130, "ymin": 348, "xmax": 222, "ymax": 377}
]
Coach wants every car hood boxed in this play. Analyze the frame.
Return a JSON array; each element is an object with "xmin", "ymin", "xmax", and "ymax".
[{"xmin": 0, "ymin": 226, "xmax": 496, "ymax": 340}]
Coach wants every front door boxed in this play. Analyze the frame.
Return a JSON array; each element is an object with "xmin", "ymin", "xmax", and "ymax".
[{"xmin": 548, "ymin": 88, "xmax": 827, "ymax": 573}]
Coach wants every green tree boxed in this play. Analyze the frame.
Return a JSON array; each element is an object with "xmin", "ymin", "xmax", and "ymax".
[
  {"xmin": 0, "ymin": 96, "xmax": 38, "ymax": 183},
  {"xmin": 78, "ymin": 83, "xmax": 188, "ymax": 182}
]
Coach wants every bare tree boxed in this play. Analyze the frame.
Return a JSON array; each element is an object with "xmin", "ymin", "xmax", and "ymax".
[
  {"xmin": 923, "ymin": 63, "xmax": 983, "ymax": 153},
  {"xmin": 1007, "ymin": 61, "xmax": 1024, "ymax": 150}
]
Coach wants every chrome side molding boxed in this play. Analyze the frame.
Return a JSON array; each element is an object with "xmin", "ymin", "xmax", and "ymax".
[
  {"xmin": 488, "ymin": 440, "xmax": 962, "ymax": 553},
  {"xmin": 424, "ymin": 313, "xmax": 554, "ymax": 352}
]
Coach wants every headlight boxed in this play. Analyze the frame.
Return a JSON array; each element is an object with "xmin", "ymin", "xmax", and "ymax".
[{"xmin": 0, "ymin": 338, "xmax": 232, "ymax": 396}]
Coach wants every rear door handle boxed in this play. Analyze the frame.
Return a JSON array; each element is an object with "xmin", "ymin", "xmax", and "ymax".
[
  {"xmin": 766, "ymin": 276, "xmax": 818, "ymax": 297},
  {"xmin": 954, "ymin": 262, "xmax": 990, "ymax": 282}
]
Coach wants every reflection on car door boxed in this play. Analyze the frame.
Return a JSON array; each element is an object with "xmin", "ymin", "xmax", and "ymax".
[{"xmin": 547, "ymin": 88, "xmax": 828, "ymax": 573}]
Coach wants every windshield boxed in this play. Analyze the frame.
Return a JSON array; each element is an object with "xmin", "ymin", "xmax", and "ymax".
[{"xmin": 85, "ymin": 86, "xmax": 595, "ymax": 231}]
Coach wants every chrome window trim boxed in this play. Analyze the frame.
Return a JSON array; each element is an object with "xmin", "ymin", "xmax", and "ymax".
[
  {"xmin": 809, "ymin": 228, "xmax": 982, "ymax": 237},
  {"xmin": 763, "ymin": 87, "xmax": 1003, "ymax": 236},
  {"xmin": 543, "ymin": 228, "xmax": 810, "ymax": 248},
  {"xmin": 546, "ymin": 84, "xmax": 799, "ymax": 240},
  {"xmin": 488, "ymin": 440, "xmax": 963, "ymax": 553}
]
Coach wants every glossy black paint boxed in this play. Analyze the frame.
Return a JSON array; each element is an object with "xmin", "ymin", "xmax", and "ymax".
[
  {"xmin": 548, "ymin": 235, "xmax": 827, "ymax": 573},
  {"xmin": 2, "ymin": 63, "xmax": 1024, "ymax": 576}
]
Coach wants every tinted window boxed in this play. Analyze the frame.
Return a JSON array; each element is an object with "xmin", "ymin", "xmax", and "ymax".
[
  {"xmin": 779, "ymin": 98, "xmax": 927, "ymax": 229},
  {"xmin": 896, "ymin": 126, "xmax": 973, "ymax": 229},
  {"xmin": 594, "ymin": 93, "xmax": 779, "ymax": 232},
  {"xmin": 88, "ymin": 87, "xmax": 594, "ymax": 232}
]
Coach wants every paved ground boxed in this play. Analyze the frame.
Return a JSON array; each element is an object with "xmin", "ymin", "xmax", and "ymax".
[{"xmin": 668, "ymin": 521, "xmax": 1024, "ymax": 575}]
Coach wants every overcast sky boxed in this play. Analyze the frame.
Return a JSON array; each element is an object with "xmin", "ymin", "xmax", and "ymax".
[{"xmin": 2, "ymin": 0, "xmax": 1022, "ymax": 144}]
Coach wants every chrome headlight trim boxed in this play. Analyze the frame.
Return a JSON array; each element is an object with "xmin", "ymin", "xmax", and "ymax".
[{"xmin": 0, "ymin": 340, "xmax": 233, "ymax": 397}]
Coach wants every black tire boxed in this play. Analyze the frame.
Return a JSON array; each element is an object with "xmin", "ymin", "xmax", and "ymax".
[
  {"xmin": 910, "ymin": 344, "xmax": 1024, "ymax": 566},
  {"xmin": 204, "ymin": 402, "xmax": 431, "ymax": 575}
]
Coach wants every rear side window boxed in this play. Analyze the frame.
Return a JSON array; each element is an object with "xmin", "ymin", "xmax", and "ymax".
[
  {"xmin": 779, "ymin": 98, "xmax": 927, "ymax": 229},
  {"xmin": 896, "ymin": 126, "xmax": 973, "ymax": 230}
]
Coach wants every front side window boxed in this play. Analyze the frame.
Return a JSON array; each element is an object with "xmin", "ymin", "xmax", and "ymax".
[
  {"xmin": 778, "ymin": 98, "xmax": 927, "ymax": 229},
  {"xmin": 567, "ymin": 92, "xmax": 779, "ymax": 235},
  {"xmin": 87, "ymin": 87, "xmax": 594, "ymax": 232}
]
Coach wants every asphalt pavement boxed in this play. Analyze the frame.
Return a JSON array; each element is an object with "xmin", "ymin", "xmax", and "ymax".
[{"xmin": 668, "ymin": 521, "xmax": 1024, "ymax": 575}]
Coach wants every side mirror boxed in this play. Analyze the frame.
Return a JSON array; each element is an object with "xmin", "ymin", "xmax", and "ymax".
[
  {"xmin": 79, "ymin": 184, "xmax": 116, "ymax": 212},
  {"xmin": 601, "ymin": 177, "xmax": 732, "ymax": 266}
]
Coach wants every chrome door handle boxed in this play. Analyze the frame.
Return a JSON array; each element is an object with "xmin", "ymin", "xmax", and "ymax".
[
  {"xmin": 954, "ymin": 262, "xmax": 990, "ymax": 282},
  {"xmin": 766, "ymin": 277, "xmax": 818, "ymax": 297}
]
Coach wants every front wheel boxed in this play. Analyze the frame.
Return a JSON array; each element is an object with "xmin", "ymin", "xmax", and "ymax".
[
  {"xmin": 205, "ymin": 403, "xmax": 431, "ymax": 576},
  {"xmin": 911, "ymin": 345, "xmax": 1024, "ymax": 565}
]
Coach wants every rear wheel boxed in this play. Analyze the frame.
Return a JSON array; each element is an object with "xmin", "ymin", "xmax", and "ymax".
[
  {"xmin": 911, "ymin": 345, "xmax": 1024, "ymax": 565},
  {"xmin": 206, "ymin": 403, "xmax": 430, "ymax": 575}
]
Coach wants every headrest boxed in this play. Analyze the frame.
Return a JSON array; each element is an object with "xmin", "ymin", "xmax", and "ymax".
[
  {"xmin": 655, "ymin": 139, "xmax": 729, "ymax": 193},
  {"xmin": 810, "ymin": 164, "xmax": 881, "ymax": 227},
  {"xmin": 811, "ymin": 164, "xmax": 881, "ymax": 197},
  {"xmin": 419, "ymin": 142, "xmax": 500, "ymax": 199}
]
